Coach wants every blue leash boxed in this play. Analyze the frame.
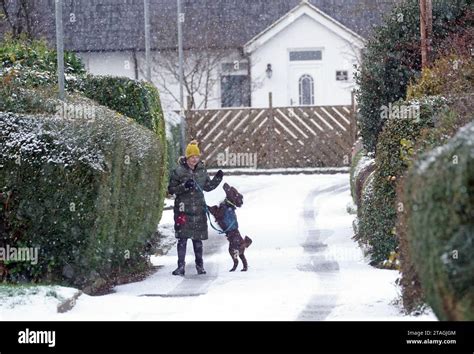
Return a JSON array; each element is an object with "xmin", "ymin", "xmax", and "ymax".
[{"xmin": 193, "ymin": 178, "xmax": 236, "ymax": 235}]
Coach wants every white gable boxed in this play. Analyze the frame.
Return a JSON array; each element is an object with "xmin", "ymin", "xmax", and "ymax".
[{"xmin": 244, "ymin": 1, "xmax": 366, "ymax": 54}]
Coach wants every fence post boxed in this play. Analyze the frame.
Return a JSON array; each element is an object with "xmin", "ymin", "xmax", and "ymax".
[
  {"xmin": 350, "ymin": 90, "xmax": 357, "ymax": 144},
  {"xmin": 267, "ymin": 92, "xmax": 275, "ymax": 169}
]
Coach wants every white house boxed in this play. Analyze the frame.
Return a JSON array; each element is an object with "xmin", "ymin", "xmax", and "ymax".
[
  {"xmin": 2, "ymin": 0, "xmax": 398, "ymax": 111},
  {"xmin": 244, "ymin": 1, "xmax": 365, "ymax": 107}
]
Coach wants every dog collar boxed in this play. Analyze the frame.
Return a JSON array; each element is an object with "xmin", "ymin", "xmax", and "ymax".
[{"xmin": 224, "ymin": 198, "xmax": 237, "ymax": 208}]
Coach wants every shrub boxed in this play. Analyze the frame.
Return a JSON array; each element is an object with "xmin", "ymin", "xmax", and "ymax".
[
  {"xmin": 397, "ymin": 53, "xmax": 474, "ymax": 311},
  {"xmin": 80, "ymin": 75, "xmax": 165, "ymax": 137},
  {"xmin": 0, "ymin": 36, "xmax": 85, "ymax": 90},
  {"xmin": 0, "ymin": 101, "xmax": 166, "ymax": 293},
  {"xmin": 403, "ymin": 121, "xmax": 474, "ymax": 320},
  {"xmin": 355, "ymin": 0, "xmax": 470, "ymax": 152},
  {"xmin": 407, "ymin": 54, "xmax": 474, "ymax": 100},
  {"xmin": 354, "ymin": 169, "xmax": 375, "ymax": 252},
  {"xmin": 0, "ymin": 37, "xmax": 85, "ymax": 113},
  {"xmin": 350, "ymin": 149, "xmax": 375, "ymax": 208},
  {"xmin": 80, "ymin": 75, "xmax": 168, "ymax": 217},
  {"xmin": 357, "ymin": 99, "xmax": 446, "ymax": 266}
]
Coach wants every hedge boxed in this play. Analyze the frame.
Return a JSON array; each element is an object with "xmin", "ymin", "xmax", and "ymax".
[
  {"xmin": 1, "ymin": 38, "xmax": 85, "ymax": 114},
  {"xmin": 355, "ymin": 0, "xmax": 470, "ymax": 152},
  {"xmin": 403, "ymin": 121, "xmax": 474, "ymax": 320},
  {"xmin": 354, "ymin": 168, "xmax": 375, "ymax": 254},
  {"xmin": 0, "ymin": 37, "xmax": 85, "ymax": 91},
  {"xmin": 0, "ymin": 102, "xmax": 166, "ymax": 293},
  {"xmin": 350, "ymin": 148, "xmax": 375, "ymax": 209},
  {"xmin": 357, "ymin": 99, "xmax": 448, "ymax": 266},
  {"xmin": 80, "ymin": 75, "xmax": 168, "ymax": 220},
  {"xmin": 396, "ymin": 53, "xmax": 474, "ymax": 312}
]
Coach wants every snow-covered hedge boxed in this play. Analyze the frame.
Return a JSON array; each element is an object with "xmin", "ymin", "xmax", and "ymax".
[
  {"xmin": 403, "ymin": 121, "xmax": 474, "ymax": 320},
  {"xmin": 0, "ymin": 105, "xmax": 166, "ymax": 294},
  {"xmin": 356, "ymin": 100, "xmax": 444, "ymax": 266},
  {"xmin": 396, "ymin": 52, "xmax": 474, "ymax": 312},
  {"xmin": 80, "ymin": 75, "xmax": 168, "ymax": 217},
  {"xmin": 349, "ymin": 149, "xmax": 375, "ymax": 209},
  {"xmin": 353, "ymin": 169, "xmax": 375, "ymax": 257},
  {"xmin": 81, "ymin": 75, "xmax": 165, "ymax": 138}
]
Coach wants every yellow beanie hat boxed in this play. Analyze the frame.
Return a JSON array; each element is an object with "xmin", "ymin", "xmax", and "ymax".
[{"xmin": 185, "ymin": 140, "xmax": 201, "ymax": 158}]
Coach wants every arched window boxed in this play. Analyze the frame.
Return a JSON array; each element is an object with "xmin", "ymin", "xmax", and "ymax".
[{"xmin": 299, "ymin": 74, "xmax": 314, "ymax": 105}]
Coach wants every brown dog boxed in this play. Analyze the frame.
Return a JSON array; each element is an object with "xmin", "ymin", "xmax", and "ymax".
[{"xmin": 208, "ymin": 183, "xmax": 252, "ymax": 271}]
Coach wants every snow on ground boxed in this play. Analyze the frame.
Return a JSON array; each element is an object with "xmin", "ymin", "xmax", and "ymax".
[
  {"xmin": 0, "ymin": 174, "xmax": 436, "ymax": 321},
  {"xmin": 0, "ymin": 285, "xmax": 79, "ymax": 321}
]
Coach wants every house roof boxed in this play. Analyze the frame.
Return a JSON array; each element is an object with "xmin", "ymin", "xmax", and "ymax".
[
  {"xmin": 244, "ymin": 1, "xmax": 366, "ymax": 54},
  {"xmin": 1, "ymin": 0, "xmax": 401, "ymax": 53}
]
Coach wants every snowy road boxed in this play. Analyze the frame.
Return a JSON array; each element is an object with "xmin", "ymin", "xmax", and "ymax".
[{"xmin": 0, "ymin": 174, "xmax": 436, "ymax": 321}]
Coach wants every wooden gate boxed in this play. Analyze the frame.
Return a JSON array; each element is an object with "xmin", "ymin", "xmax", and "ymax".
[{"xmin": 185, "ymin": 102, "xmax": 357, "ymax": 169}]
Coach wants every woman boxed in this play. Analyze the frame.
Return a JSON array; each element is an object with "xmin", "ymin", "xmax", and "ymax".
[{"xmin": 168, "ymin": 140, "xmax": 223, "ymax": 276}]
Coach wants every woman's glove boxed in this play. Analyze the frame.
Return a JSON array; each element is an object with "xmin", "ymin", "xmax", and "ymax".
[
  {"xmin": 184, "ymin": 179, "xmax": 195, "ymax": 189},
  {"xmin": 215, "ymin": 170, "xmax": 224, "ymax": 179}
]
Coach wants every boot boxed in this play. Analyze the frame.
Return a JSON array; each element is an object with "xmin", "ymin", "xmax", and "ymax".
[
  {"xmin": 172, "ymin": 263, "xmax": 185, "ymax": 276},
  {"xmin": 196, "ymin": 264, "xmax": 207, "ymax": 275},
  {"xmin": 193, "ymin": 240, "xmax": 206, "ymax": 275},
  {"xmin": 173, "ymin": 238, "xmax": 187, "ymax": 276}
]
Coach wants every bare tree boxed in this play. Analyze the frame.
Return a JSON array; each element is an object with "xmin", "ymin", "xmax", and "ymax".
[
  {"xmin": 1, "ymin": 0, "xmax": 35, "ymax": 38},
  {"xmin": 139, "ymin": 48, "xmax": 229, "ymax": 109}
]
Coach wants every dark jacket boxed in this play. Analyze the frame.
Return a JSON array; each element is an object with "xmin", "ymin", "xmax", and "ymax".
[{"xmin": 168, "ymin": 157, "xmax": 222, "ymax": 240}]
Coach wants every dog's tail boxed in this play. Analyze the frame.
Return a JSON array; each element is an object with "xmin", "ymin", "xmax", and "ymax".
[{"xmin": 244, "ymin": 236, "xmax": 252, "ymax": 248}]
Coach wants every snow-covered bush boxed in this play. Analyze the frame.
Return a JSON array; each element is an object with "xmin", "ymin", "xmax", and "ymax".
[
  {"xmin": 80, "ymin": 75, "xmax": 168, "ymax": 214},
  {"xmin": 356, "ymin": 100, "xmax": 444, "ymax": 267},
  {"xmin": 402, "ymin": 121, "xmax": 474, "ymax": 320},
  {"xmin": 354, "ymin": 169, "xmax": 375, "ymax": 257},
  {"xmin": 80, "ymin": 75, "xmax": 165, "ymax": 138},
  {"xmin": 0, "ymin": 37, "xmax": 85, "ymax": 114},
  {"xmin": 396, "ymin": 52, "xmax": 474, "ymax": 312},
  {"xmin": 349, "ymin": 148, "xmax": 375, "ymax": 208},
  {"xmin": 0, "ymin": 37, "xmax": 85, "ymax": 89},
  {"xmin": 0, "ymin": 102, "xmax": 166, "ymax": 294}
]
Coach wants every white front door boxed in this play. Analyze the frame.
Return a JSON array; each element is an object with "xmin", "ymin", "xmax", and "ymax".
[{"xmin": 288, "ymin": 64, "xmax": 320, "ymax": 106}]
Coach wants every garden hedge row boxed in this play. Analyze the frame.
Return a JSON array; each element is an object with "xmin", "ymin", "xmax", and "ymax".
[
  {"xmin": 1, "ymin": 38, "xmax": 169, "ymax": 293},
  {"xmin": 0, "ymin": 104, "xmax": 166, "ymax": 293},
  {"xmin": 80, "ymin": 75, "xmax": 168, "ymax": 220},
  {"xmin": 403, "ymin": 121, "xmax": 474, "ymax": 320},
  {"xmin": 356, "ymin": 99, "xmax": 447, "ymax": 266}
]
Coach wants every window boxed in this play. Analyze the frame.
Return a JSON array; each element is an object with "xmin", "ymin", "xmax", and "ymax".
[
  {"xmin": 221, "ymin": 75, "xmax": 250, "ymax": 107},
  {"xmin": 336, "ymin": 70, "xmax": 349, "ymax": 81},
  {"xmin": 299, "ymin": 74, "xmax": 314, "ymax": 105},
  {"xmin": 289, "ymin": 50, "xmax": 322, "ymax": 61}
]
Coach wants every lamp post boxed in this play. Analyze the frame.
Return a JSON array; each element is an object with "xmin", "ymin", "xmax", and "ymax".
[
  {"xmin": 144, "ymin": 0, "xmax": 151, "ymax": 82},
  {"xmin": 177, "ymin": 0, "xmax": 186, "ymax": 152},
  {"xmin": 55, "ymin": 0, "xmax": 65, "ymax": 100}
]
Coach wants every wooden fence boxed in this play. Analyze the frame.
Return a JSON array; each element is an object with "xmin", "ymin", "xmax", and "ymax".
[{"xmin": 185, "ymin": 99, "xmax": 357, "ymax": 169}]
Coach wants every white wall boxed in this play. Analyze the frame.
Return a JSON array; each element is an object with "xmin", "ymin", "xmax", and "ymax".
[
  {"xmin": 136, "ymin": 49, "xmax": 244, "ymax": 111},
  {"xmin": 79, "ymin": 49, "xmax": 244, "ymax": 112},
  {"xmin": 249, "ymin": 14, "xmax": 359, "ymax": 108},
  {"xmin": 78, "ymin": 51, "xmax": 136, "ymax": 79}
]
